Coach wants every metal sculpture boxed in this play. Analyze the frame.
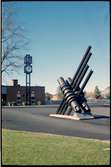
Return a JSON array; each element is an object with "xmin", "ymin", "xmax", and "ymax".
[{"xmin": 56, "ymin": 46, "xmax": 94, "ymax": 118}]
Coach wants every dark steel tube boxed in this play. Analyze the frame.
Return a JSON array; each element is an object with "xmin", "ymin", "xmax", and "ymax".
[
  {"xmin": 74, "ymin": 65, "xmax": 89, "ymax": 91},
  {"xmin": 78, "ymin": 70, "xmax": 93, "ymax": 95},
  {"xmin": 67, "ymin": 72, "xmax": 93, "ymax": 115},
  {"xmin": 72, "ymin": 53, "xmax": 92, "ymax": 88},
  {"xmin": 58, "ymin": 77, "xmax": 82, "ymax": 113},
  {"xmin": 67, "ymin": 77, "xmax": 72, "ymax": 84},
  {"xmin": 71, "ymin": 46, "xmax": 92, "ymax": 84},
  {"xmin": 59, "ymin": 78, "xmax": 74, "ymax": 115},
  {"xmin": 56, "ymin": 99, "xmax": 65, "ymax": 114}
]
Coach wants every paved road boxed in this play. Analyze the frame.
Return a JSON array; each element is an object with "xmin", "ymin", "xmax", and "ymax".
[{"xmin": 2, "ymin": 105, "xmax": 110, "ymax": 141}]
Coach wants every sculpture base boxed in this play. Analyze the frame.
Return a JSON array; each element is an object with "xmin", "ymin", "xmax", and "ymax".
[{"xmin": 49, "ymin": 113, "xmax": 94, "ymax": 120}]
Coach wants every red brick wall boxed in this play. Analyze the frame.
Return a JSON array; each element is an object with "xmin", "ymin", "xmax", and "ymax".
[{"xmin": 6, "ymin": 85, "xmax": 45, "ymax": 105}]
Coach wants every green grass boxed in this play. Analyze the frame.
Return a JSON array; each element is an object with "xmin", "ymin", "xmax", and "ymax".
[{"xmin": 2, "ymin": 129, "xmax": 110, "ymax": 165}]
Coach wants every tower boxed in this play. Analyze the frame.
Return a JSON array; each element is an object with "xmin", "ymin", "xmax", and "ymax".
[{"xmin": 24, "ymin": 54, "xmax": 32, "ymax": 105}]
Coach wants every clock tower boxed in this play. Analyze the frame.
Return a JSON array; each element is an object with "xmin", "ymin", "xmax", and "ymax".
[{"xmin": 24, "ymin": 54, "xmax": 32, "ymax": 105}]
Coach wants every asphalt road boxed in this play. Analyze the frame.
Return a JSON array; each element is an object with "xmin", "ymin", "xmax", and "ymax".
[{"xmin": 2, "ymin": 105, "xmax": 110, "ymax": 141}]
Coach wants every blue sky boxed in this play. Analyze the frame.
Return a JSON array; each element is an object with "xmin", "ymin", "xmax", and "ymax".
[{"xmin": 2, "ymin": 1, "xmax": 110, "ymax": 94}]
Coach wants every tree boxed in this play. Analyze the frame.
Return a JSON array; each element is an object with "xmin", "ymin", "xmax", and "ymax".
[
  {"xmin": 94, "ymin": 86, "xmax": 101, "ymax": 99},
  {"xmin": 2, "ymin": 3, "xmax": 29, "ymax": 76}
]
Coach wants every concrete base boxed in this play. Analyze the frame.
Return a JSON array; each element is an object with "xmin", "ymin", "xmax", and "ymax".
[{"xmin": 49, "ymin": 113, "xmax": 94, "ymax": 120}]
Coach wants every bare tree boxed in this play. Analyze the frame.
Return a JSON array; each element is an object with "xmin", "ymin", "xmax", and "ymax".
[{"xmin": 2, "ymin": 3, "xmax": 29, "ymax": 75}]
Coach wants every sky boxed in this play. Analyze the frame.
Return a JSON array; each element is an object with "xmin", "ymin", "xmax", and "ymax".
[{"xmin": 2, "ymin": 1, "xmax": 110, "ymax": 94}]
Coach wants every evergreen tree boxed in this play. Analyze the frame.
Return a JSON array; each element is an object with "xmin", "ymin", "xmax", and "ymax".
[{"xmin": 94, "ymin": 86, "xmax": 101, "ymax": 99}]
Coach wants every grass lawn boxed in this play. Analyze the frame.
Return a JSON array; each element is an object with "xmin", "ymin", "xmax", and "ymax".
[{"xmin": 2, "ymin": 129, "xmax": 110, "ymax": 165}]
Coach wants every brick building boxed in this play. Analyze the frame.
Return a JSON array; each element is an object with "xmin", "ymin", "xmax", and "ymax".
[{"xmin": 2, "ymin": 80, "xmax": 45, "ymax": 105}]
